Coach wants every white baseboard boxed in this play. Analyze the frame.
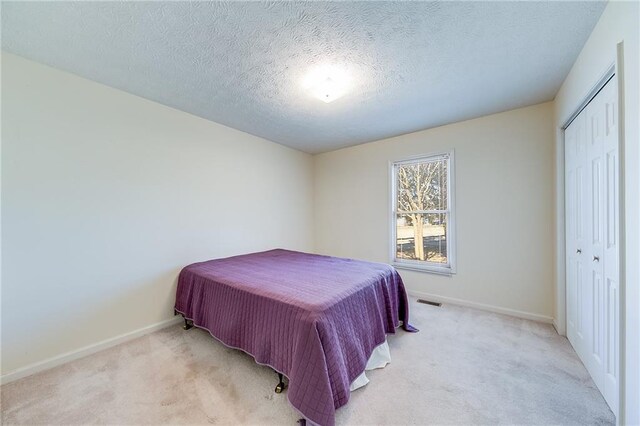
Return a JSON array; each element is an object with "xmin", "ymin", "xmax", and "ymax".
[
  {"xmin": 0, "ymin": 316, "xmax": 182, "ymax": 385},
  {"xmin": 1, "ymin": 293, "xmax": 554, "ymax": 385},
  {"xmin": 407, "ymin": 290, "xmax": 555, "ymax": 324}
]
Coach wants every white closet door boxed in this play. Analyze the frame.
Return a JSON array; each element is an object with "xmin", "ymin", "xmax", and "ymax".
[
  {"xmin": 565, "ymin": 76, "xmax": 618, "ymax": 415},
  {"xmin": 585, "ymin": 87, "xmax": 606, "ymax": 389},
  {"xmin": 565, "ymin": 111, "xmax": 588, "ymax": 356},
  {"xmin": 601, "ymin": 78, "xmax": 619, "ymax": 413}
]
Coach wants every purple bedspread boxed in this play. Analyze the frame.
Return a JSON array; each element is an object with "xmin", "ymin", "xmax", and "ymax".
[{"xmin": 174, "ymin": 249, "xmax": 416, "ymax": 425}]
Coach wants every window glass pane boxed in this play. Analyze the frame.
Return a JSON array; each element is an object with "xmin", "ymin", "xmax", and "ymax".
[
  {"xmin": 396, "ymin": 159, "xmax": 447, "ymax": 212},
  {"xmin": 396, "ymin": 213, "xmax": 448, "ymax": 263},
  {"xmin": 437, "ymin": 160, "xmax": 448, "ymax": 210}
]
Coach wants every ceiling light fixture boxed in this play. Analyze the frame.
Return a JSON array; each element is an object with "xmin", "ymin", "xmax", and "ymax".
[{"xmin": 302, "ymin": 65, "xmax": 350, "ymax": 103}]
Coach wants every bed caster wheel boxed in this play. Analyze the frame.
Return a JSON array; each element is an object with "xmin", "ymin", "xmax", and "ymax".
[
  {"xmin": 275, "ymin": 372, "xmax": 286, "ymax": 393},
  {"xmin": 182, "ymin": 318, "xmax": 193, "ymax": 330}
]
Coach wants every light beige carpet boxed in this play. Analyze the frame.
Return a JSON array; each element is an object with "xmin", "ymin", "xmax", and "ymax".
[{"xmin": 1, "ymin": 298, "xmax": 614, "ymax": 425}]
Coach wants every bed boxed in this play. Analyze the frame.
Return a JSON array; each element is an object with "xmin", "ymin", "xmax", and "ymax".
[{"xmin": 174, "ymin": 249, "xmax": 417, "ymax": 426}]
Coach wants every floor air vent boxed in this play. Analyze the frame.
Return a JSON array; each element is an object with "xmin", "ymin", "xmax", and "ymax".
[{"xmin": 417, "ymin": 299, "xmax": 442, "ymax": 307}]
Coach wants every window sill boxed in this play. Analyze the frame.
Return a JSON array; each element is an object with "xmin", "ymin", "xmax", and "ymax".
[{"xmin": 392, "ymin": 262, "xmax": 455, "ymax": 276}]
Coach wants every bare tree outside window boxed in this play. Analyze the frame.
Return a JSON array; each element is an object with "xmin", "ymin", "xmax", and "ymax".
[{"xmin": 392, "ymin": 153, "xmax": 454, "ymax": 273}]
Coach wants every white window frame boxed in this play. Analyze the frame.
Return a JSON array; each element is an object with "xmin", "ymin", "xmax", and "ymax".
[{"xmin": 389, "ymin": 151, "xmax": 457, "ymax": 275}]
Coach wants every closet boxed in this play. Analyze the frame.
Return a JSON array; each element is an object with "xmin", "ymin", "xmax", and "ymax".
[{"xmin": 565, "ymin": 74, "xmax": 619, "ymax": 414}]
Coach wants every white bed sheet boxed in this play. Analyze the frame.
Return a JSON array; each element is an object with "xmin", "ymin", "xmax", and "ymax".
[{"xmin": 349, "ymin": 339, "xmax": 391, "ymax": 391}]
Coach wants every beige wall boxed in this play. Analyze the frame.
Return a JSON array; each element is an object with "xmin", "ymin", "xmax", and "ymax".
[
  {"xmin": 553, "ymin": 1, "xmax": 639, "ymax": 423},
  {"xmin": 314, "ymin": 102, "xmax": 555, "ymax": 321},
  {"xmin": 1, "ymin": 53, "xmax": 314, "ymax": 374}
]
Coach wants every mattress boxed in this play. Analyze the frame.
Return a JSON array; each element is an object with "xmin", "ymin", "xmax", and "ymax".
[{"xmin": 174, "ymin": 249, "xmax": 416, "ymax": 425}]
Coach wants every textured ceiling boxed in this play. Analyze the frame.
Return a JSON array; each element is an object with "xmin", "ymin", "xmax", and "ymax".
[{"xmin": 1, "ymin": 1, "xmax": 606, "ymax": 153}]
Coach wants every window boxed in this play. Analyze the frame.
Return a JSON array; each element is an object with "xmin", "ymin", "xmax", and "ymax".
[{"xmin": 391, "ymin": 152, "xmax": 456, "ymax": 274}]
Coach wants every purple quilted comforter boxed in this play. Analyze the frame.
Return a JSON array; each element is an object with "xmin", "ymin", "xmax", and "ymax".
[{"xmin": 174, "ymin": 249, "xmax": 416, "ymax": 425}]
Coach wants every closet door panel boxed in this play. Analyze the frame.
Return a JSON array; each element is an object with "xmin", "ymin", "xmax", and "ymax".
[
  {"xmin": 585, "ymin": 97, "xmax": 606, "ymax": 390},
  {"xmin": 565, "ymin": 120, "xmax": 578, "ymax": 345},
  {"xmin": 565, "ymin": 111, "xmax": 588, "ymax": 355}
]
